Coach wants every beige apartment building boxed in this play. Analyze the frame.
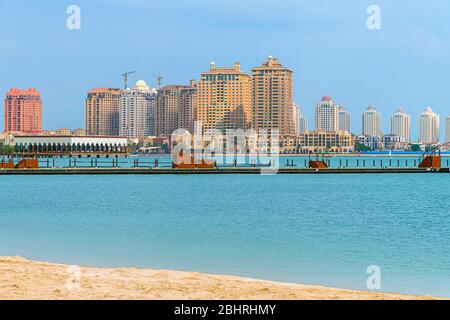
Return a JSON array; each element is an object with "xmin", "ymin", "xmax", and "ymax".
[
  {"xmin": 252, "ymin": 56, "xmax": 294, "ymax": 135},
  {"xmin": 178, "ymin": 81, "xmax": 198, "ymax": 133},
  {"xmin": 155, "ymin": 84, "xmax": 197, "ymax": 136},
  {"xmin": 85, "ymin": 88, "xmax": 121, "ymax": 136},
  {"xmin": 197, "ymin": 62, "xmax": 252, "ymax": 131},
  {"xmin": 297, "ymin": 130, "xmax": 354, "ymax": 154}
]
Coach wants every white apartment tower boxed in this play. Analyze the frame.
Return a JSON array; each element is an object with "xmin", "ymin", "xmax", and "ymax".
[
  {"xmin": 299, "ymin": 114, "xmax": 308, "ymax": 134},
  {"xmin": 292, "ymin": 103, "xmax": 301, "ymax": 135},
  {"xmin": 391, "ymin": 108, "xmax": 411, "ymax": 142},
  {"xmin": 337, "ymin": 105, "xmax": 351, "ymax": 133},
  {"xmin": 419, "ymin": 107, "xmax": 440, "ymax": 144},
  {"xmin": 315, "ymin": 96, "xmax": 339, "ymax": 132},
  {"xmin": 362, "ymin": 106, "xmax": 382, "ymax": 138},
  {"xmin": 446, "ymin": 115, "xmax": 450, "ymax": 144},
  {"xmin": 119, "ymin": 80, "xmax": 157, "ymax": 139}
]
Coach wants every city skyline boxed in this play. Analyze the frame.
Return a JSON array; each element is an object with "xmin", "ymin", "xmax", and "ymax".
[
  {"xmin": 4, "ymin": 83, "xmax": 450, "ymax": 144},
  {"xmin": 1, "ymin": 0, "xmax": 449, "ymax": 139}
]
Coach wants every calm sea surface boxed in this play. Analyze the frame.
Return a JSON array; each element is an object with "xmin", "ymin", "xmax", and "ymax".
[{"xmin": 1, "ymin": 171, "xmax": 449, "ymax": 297}]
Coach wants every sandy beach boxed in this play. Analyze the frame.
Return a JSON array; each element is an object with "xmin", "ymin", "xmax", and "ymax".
[{"xmin": 0, "ymin": 256, "xmax": 442, "ymax": 300}]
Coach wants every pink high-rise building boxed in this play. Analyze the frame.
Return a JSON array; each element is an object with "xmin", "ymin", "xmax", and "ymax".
[{"xmin": 4, "ymin": 88, "xmax": 42, "ymax": 133}]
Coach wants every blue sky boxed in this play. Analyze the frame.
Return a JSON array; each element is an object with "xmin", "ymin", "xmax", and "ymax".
[{"xmin": 1, "ymin": 0, "xmax": 449, "ymax": 139}]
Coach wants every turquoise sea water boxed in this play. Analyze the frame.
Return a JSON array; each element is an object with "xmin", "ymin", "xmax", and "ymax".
[
  {"xmin": 1, "ymin": 172, "xmax": 449, "ymax": 297},
  {"xmin": 29, "ymin": 154, "xmax": 450, "ymax": 169}
]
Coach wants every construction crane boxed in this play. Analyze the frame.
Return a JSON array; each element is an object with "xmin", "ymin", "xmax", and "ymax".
[
  {"xmin": 122, "ymin": 71, "xmax": 136, "ymax": 89},
  {"xmin": 153, "ymin": 73, "xmax": 163, "ymax": 89}
]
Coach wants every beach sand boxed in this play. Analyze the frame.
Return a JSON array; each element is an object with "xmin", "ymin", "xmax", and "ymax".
[{"xmin": 0, "ymin": 256, "xmax": 441, "ymax": 300}]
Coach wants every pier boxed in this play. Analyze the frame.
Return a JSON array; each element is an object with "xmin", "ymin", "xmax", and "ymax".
[
  {"xmin": 0, "ymin": 167, "xmax": 448, "ymax": 175},
  {"xmin": 1, "ymin": 148, "xmax": 449, "ymax": 175}
]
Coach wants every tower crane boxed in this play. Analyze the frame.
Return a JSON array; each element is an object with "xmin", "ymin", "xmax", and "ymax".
[
  {"xmin": 153, "ymin": 73, "xmax": 163, "ymax": 89},
  {"xmin": 122, "ymin": 71, "xmax": 136, "ymax": 89}
]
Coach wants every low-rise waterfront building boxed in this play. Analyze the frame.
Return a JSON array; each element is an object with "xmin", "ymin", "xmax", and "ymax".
[
  {"xmin": 355, "ymin": 134, "xmax": 383, "ymax": 151},
  {"xmin": 382, "ymin": 134, "xmax": 404, "ymax": 150},
  {"xmin": 55, "ymin": 128, "xmax": 72, "ymax": 136},
  {"xmin": 280, "ymin": 135, "xmax": 298, "ymax": 154},
  {"xmin": 297, "ymin": 130, "xmax": 354, "ymax": 154},
  {"xmin": 12, "ymin": 135, "xmax": 128, "ymax": 156},
  {"xmin": 141, "ymin": 136, "xmax": 170, "ymax": 154},
  {"xmin": 73, "ymin": 128, "xmax": 86, "ymax": 136},
  {"xmin": 0, "ymin": 132, "xmax": 14, "ymax": 145}
]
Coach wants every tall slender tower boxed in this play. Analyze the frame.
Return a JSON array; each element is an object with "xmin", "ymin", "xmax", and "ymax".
[
  {"xmin": 315, "ymin": 96, "xmax": 339, "ymax": 132},
  {"xmin": 251, "ymin": 56, "xmax": 294, "ymax": 134},
  {"xmin": 419, "ymin": 107, "xmax": 440, "ymax": 144},
  {"xmin": 292, "ymin": 103, "xmax": 301, "ymax": 134},
  {"xmin": 446, "ymin": 115, "xmax": 450, "ymax": 144},
  {"xmin": 362, "ymin": 106, "xmax": 382, "ymax": 138},
  {"xmin": 337, "ymin": 105, "xmax": 351, "ymax": 133},
  {"xmin": 178, "ymin": 81, "xmax": 198, "ymax": 133},
  {"xmin": 119, "ymin": 80, "xmax": 156, "ymax": 139},
  {"xmin": 4, "ymin": 88, "xmax": 42, "ymax": 133},
  {"xmin": 299, "ymin": 114, "xmax": 309, "ymax": 134},
  {"xmin": 86, "ymin": 88, "xmax": 121, "ymax": 136},
  {"xmin": 155, "ymin": 84, "xmax": 197, "ymax": 136},
  {"xmin": 197, "ymin": 62, "xmax": 251, "ymax": 131},
  {"xmin": 391, "ymin": 108, "xmax": 410, "ymax": 142}
]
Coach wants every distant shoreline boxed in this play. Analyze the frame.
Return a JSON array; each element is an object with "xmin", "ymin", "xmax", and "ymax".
[{"xmin": 0, "ymin": 256, "xmax": 444, "ymax": 300}]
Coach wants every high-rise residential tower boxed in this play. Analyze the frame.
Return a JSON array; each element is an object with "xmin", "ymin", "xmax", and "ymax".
[
  {"xmin": 119, "ymin": 80, "xmax": 156, "ymax": 139},
  {"xmin": 362, "ymin": 106, "xmax": 382, "ymax": 138},
  {"xmin": 391, "ymin": 108, "xmax": 410, "ymax": 142},
  {"xmin": 178, "ymin": 81, "xmax": 198, "ymax": 133},
  {"xmin": 86, "ymin": 88, "xmax": 121, "ymax": 136},
  {"xmin": 446, "ymin": 115, "xmax": 450, "ymax": 144},
  {"xmin": 155, "ymin": 83, "xmax": 197, "ymax": 136},
  {"xmin": 251, "ymin": 56, "xmax": 294, "ymax": 134},
  {"xmin": 197, "ymin": 62, "xmax": 251, "ymax": 131},
  {"xmin": 4, "ymin": 88, "xmax": 42, "ymax": 133},
  {"xmin": 419, "ymin": 107, "xmax": 440, "ymax": 144},
  {"xmin": 315, "ymin": 96, "xmax": 339, "ymax": 132},
  {"xmin": 299, "ymin": 114, "xmax": 309, "ymax": 134},
  {"xmin": 292, "ymin": 103, "xmax": 301, "ymax": 135},
  {"xmin": 337, "ymin": 105, "xmax": 351, "ymax": 133}
]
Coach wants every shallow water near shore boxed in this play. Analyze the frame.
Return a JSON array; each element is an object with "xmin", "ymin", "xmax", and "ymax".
[{"xmin": 1, "ymin": 173, "xmax": 449, "ymax": 297}]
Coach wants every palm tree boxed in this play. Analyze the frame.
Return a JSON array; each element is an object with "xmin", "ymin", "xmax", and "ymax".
[{"xmin": 0, "ymin": 143, "xmax": 14, "ymax": 156}]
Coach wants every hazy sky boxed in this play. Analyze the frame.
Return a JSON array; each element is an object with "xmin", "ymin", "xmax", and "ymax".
[{"xmin": 1, "ymin": 0, "xmax": 449, "ymax": 139}]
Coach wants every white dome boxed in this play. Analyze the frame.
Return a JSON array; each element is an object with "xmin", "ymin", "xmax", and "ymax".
[
  {"xmin": 134, "ymin": 80, "xmax": 149, "ymax": 91},
  {"xmin": 135, "ymin": 80, "xmax": 147, "ymax": 87}
]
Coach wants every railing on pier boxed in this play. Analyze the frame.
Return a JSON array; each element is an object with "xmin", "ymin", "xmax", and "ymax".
[{"xmin": 418, "ymin": 148, "xmax": 441, "ymax": 169}]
